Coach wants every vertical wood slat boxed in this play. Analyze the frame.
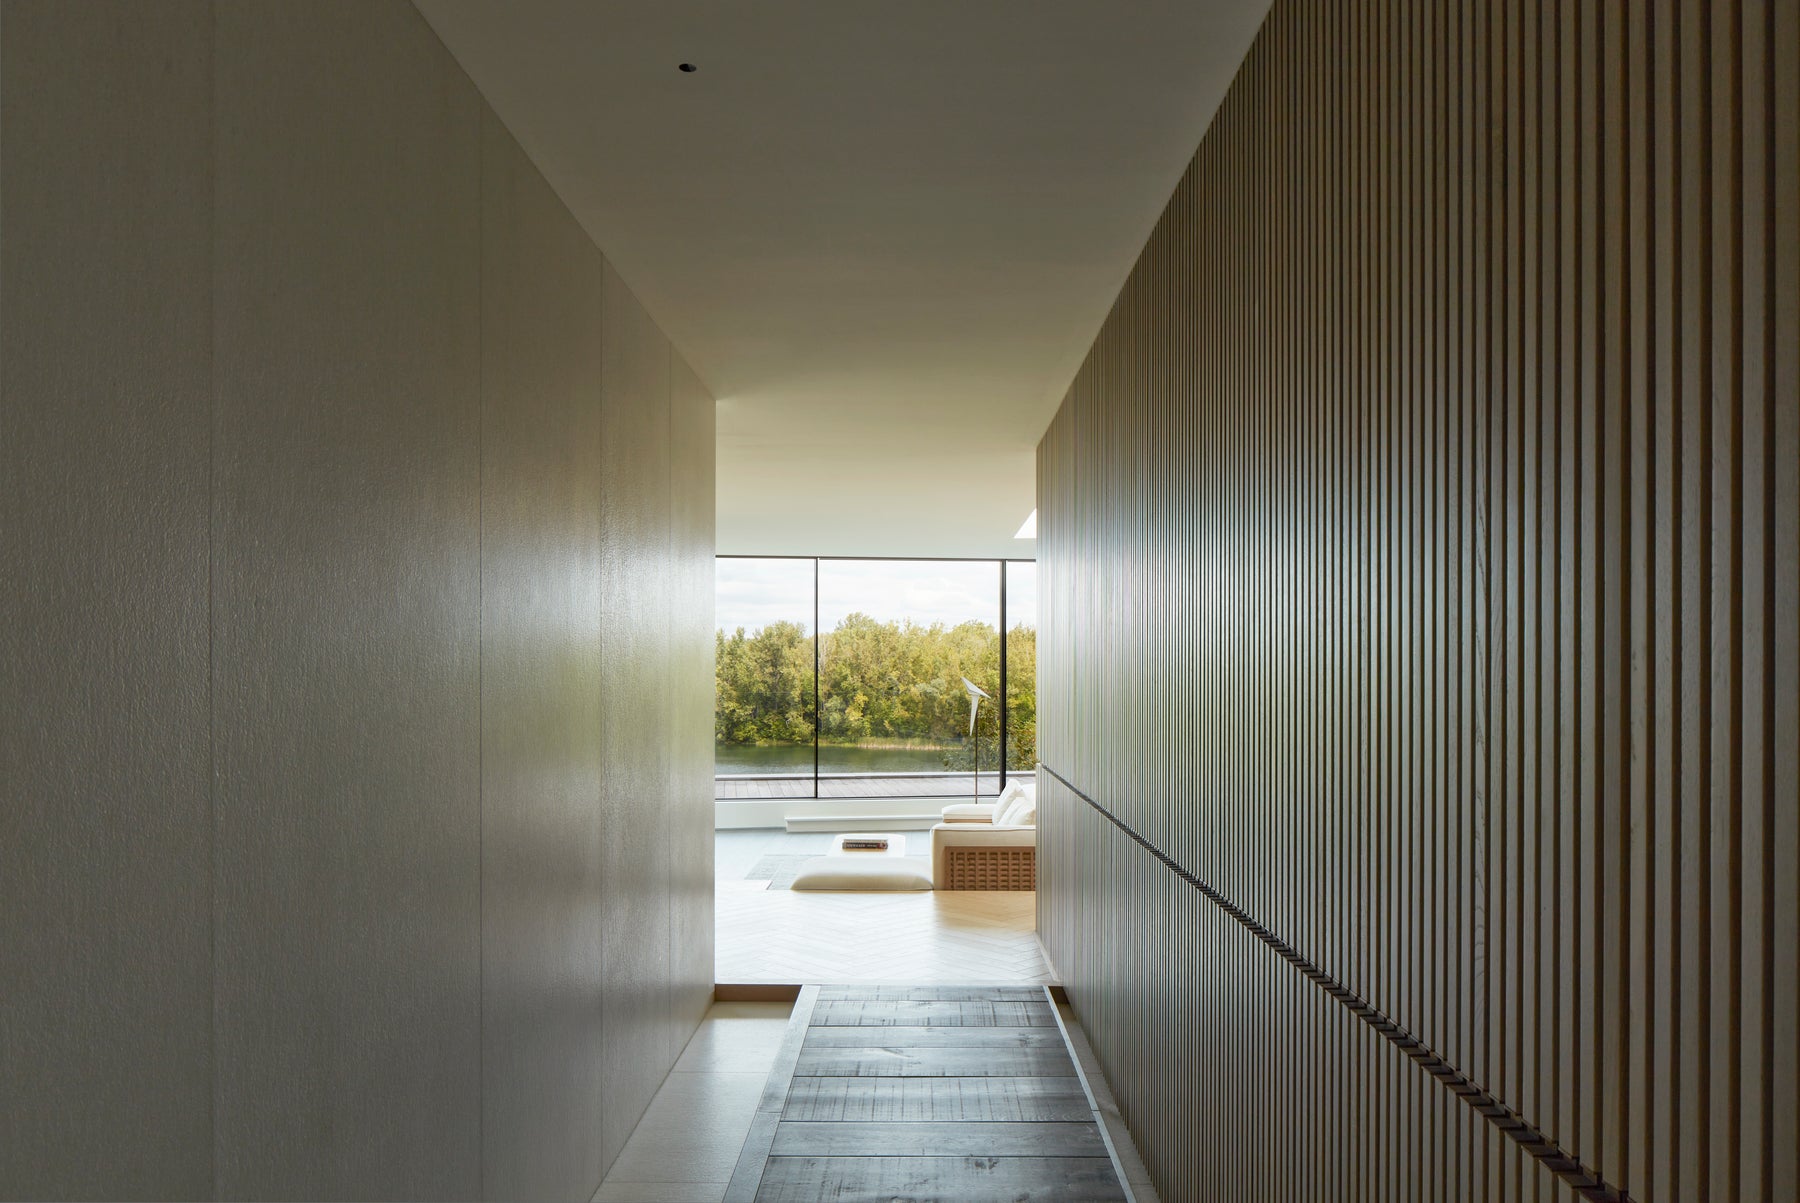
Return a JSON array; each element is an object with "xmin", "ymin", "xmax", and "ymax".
[{"xmin": 1034, "ymin": 1, "xmax": 1798, "ymax": 1201}]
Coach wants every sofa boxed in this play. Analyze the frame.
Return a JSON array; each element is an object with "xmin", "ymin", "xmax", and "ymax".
[{"xmin": 930, "ymin": 778, "xmax": 1037, "ymax": 890}]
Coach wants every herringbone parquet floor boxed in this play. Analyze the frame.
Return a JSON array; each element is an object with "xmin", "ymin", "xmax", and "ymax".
[{"xmin": 714, "ymin": 879, "xmax": 1055, "ymax": 985}]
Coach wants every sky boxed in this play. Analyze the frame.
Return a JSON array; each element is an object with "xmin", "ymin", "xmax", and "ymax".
[{"xmin": 716, "ymin": 558, "xmax": 1036, "ymax": 634}]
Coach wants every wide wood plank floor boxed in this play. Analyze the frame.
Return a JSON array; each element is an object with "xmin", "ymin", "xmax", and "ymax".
[{"xmin": 726, "ymin": 986, "xmax": 1127, "ymax": 1203}]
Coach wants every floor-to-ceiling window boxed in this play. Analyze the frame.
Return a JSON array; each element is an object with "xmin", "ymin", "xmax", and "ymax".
[
  {"xmin": 714, "ymin": 557, "xmax": 1035, "ymax": 800},
  {"xmin": 1003, "ymin": 560, "xmax": 1037, "ymax": 776},
  {"xmin": 713, "ymin": 557, "xmax": 817, "ymax": 791}
]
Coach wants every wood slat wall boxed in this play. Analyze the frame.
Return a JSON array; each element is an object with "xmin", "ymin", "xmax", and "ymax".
[{"xmin": 1035, "ymin": 2, "xmax": 1797, "ymax": 1200}]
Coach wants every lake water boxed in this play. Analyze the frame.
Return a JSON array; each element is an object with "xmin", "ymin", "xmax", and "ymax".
[{"xmin": 715, "ymin": 742, "xmax": 956, "ymax": 776}]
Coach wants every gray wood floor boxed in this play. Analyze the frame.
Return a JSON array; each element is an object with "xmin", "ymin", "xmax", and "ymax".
[{"xmin": 726, "ymin": 986, "xmax": 1127, "ymax": 1203}]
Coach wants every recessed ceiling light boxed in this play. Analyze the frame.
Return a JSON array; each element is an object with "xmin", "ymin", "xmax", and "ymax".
[
  {"xmin": 1014, "ymin": 510, "xmax": 1037, "ymax": 539},
  {"xmin": 677, "ymin": 62, "xmax": 697, "ymax": 73}
]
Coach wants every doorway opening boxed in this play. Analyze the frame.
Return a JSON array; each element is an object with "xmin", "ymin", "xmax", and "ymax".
[{"xmin": 713, "ymin": 556, "xmax": 1049, "ymax": 986}]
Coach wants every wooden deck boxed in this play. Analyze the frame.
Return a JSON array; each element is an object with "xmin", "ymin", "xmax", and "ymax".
[
  {"xmin": 716, "ymin": 773, "xmax": 1006, "ymax": 800},
  {"xmin": 726, "ymin": 986, "xmax": 1127, "ymax": 1202}
]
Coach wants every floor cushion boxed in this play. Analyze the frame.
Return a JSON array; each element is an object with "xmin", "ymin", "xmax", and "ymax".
[{"xmin": 789, "ymin": 855, "xmax": 935, "ymax": 891}]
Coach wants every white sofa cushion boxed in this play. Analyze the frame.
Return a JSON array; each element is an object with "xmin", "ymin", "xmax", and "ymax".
[
  {"xmin": 941, "ymin": 802, "xmax": 999, "ymax": 823},
  {"xmin": 1001, "ymin": 796, "xmax": 1037, "ymax": 828},
  {"xmin": 994, "ymin": 779, "xmax": 1039, "ymax": 827}
]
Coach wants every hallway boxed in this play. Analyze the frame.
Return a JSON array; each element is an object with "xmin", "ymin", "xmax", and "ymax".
[{"xmin": 5, "ymin": 2, "xmax": 1793, "ymax": 1200}]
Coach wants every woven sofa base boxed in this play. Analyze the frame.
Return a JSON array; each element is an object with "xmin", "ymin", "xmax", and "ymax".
[{"xmin": 939, "ymin": 844, "xmax": 1037, "ymax": 890}]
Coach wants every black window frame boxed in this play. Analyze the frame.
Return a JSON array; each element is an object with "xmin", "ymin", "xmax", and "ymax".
[{"xmin": 714, "ymin": 554, "xmax": 1036, "ymax": 800}]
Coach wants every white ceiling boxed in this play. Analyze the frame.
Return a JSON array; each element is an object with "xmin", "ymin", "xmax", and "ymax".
[{"xmin": 415, "ymin": 0, "xmax": 1270, "ymax": 558}]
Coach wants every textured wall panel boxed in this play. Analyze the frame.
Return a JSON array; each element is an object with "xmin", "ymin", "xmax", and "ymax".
[
  {"xmin": 1036, "ymin": 2, "xmax": 1798, "ymax": 1201},
  {"xmin": 669, "ymin": 354, "xmax": 719, "ymax": 1053},
  {"xmin": 209, "ymin": 3, "xmax": 486, "ymax": 1195},
  {"xmin": 477, "ymin": 113, "xmax": 609, "ymax": 1203},
  {"xmin": 598, "ymin": 262, "xmax": 679, "ymax": 1163},
  {"xmin": 0, "ymin": 3, "xmax": 215, "ymax": 1195},
  {"xmin": 1, "ymin": 2, "xmax": 717, "ymax": 1198}
]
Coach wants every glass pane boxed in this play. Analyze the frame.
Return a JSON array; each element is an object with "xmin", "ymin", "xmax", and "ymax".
[
  {"xmin": 1005, "ymin": 561, "xmax": 1038, "ymax": 773},
  {"xmin": 816, "ymin": 560, "xmax": 1001, "ymax": 799},
  {"xmin": 714, "ymin": 557, "xmax": 815, "ymax": 799}
]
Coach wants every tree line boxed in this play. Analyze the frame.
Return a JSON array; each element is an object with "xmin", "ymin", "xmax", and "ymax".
[{"xmin": 715, "ymin": 613, "xmax": 1036, "ymax": 764}]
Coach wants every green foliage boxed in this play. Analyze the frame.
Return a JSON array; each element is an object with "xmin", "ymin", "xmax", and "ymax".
[
  {"xmin": 820, "ymin": 612, "xmax": 1000, "ymax": 744},
  {"xmin": 714, "ymin": 620, "xmax": 814, "ymax": 745},
  {"xmin": 1004, "ymin": 623, "xmax": 1037, "ymax": 768},
  {"xmin": 714, "ymin": 615, "xmax": 1037, "ymax": 766},
  {"xmin": 939, "ymin": 622, "xmax": 1037, "ymax": 770}
]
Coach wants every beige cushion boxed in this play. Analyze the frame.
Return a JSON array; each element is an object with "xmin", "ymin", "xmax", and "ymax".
[
  {"xmin": 998, "ymin": 778, "xmax": 1042, "ymax": 824},
  {"xmin": 995, "ymin": 779, "xmax": 1041, "ymax": 827},
  {"xmin": 789, "ymin": 855, "xmax": 934, "ymax": 891},
  {"xmin": 941, "ymin": 802, "xmax": 998, "ymax": 823}
]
